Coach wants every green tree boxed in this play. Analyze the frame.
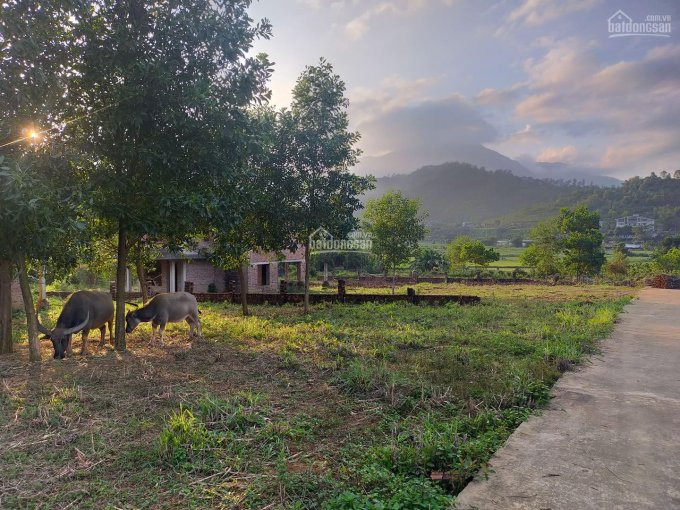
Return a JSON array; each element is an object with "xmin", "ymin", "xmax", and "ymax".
[
  {"xmin": 461, "ymin": 240, "xmax": 500, "ymax": 267},
  {"xmin": 206, "ymin": 108, "xmax": 295, "ymax": 316},
  {"xmin": 654, "ymin": 247, "xmax": 680, "ymax": 274},
  {"xmin": 67, "ymin": 1, "xmax": 273, "ymax": 348},
  {"xmin": 363, "ymin": 191, "xmax": 428, "ymax": 294},
  {"xmin": 559, "ymin": 207, "xmax": 605, "ymax": 276},
  {"xmin": 0, "ymin": 155, "xmax": 85, "ymax": 360},
  {"xmin": 520, "ymin": 217, "xmax": 562, "ymax": 277},
  {"xmin": 283, "ymin": 59, "xmax": 374, "ymax": 311},
  {"xmin": 660, "ymin": 235, "xmax": 680, "ymax": 253},
  {"xmin": 604, "ymin": 246, "xmax": 629, "ymax": 280},
  {"xmin": 0, "ymin": 2, "xmax": 86, "ymax": 358},
  {"xmin": 446, "ymin": 236, "xmax": 473, "ymax": 272},
  {"xmin": 446, "ymin": 237, "xmax": 499, "ymax": 271},
  {"xmin": 412, "ymin": 247, "xmax": 448, "ymax": 274},
  {"xmin": 520, "ymin": 207, "xmax": 605, "ymax": 277}
]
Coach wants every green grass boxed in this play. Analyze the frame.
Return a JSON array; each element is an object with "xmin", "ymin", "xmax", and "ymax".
[{"xmin": 0, "ymin": 284, "xmax": 634, "ymax": 508}]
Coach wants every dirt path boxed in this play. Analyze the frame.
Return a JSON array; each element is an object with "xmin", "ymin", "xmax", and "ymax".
[{"xmin": 456, "ymin": 288, "xmax": 680, "ymax": 509}]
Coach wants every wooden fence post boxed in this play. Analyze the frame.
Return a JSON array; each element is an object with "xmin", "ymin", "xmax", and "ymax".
[
  {"xmin": 407, "ymin": 287, "xmax": 417, "ymax": 304},
  {"xmin": 337, "ymin": 279, "xmax": 346, "ymax": 302}
]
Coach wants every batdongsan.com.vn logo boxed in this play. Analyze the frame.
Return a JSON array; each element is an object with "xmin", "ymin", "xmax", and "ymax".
[
  {"xmin": 309, "ymin": 227, "xmax": 372, "ymax": 253},
  {"xmin": 608, "ymin": 10, "xmax": 671, "ymax": 38}
]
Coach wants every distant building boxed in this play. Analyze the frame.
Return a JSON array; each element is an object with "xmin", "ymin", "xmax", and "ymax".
[
  {"xmin": 615, "ymin": 215, "xmax": 655, "ymax": 230},
  {"xmin": 151, "ymin": 246, "xmax": 305, "ymax": 295},
  {"xmin": 496, "ymin": 240, "xmax": 512, "ymax": 247}
]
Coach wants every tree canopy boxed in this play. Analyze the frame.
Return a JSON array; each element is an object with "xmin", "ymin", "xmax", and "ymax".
[
  {"xmin": 446, "ymin": 236, "xmax": 500, "ymax": 271},
  {"xmin": 282, "ymin": 59, "xmax": 374, "ymax": 311},
  {"xmin": 363, "ymin": 191, "xmax": 428, "ymax": 292}
]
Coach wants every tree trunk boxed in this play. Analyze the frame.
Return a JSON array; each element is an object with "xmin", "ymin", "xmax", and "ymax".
[
  {"xmin": 238, "ymin": 263, "xmax": 249, "ymax": 317},
  {"xmin": 36, "ymin": 264, "xmax": 46, "ymax": 312},
  {"xmin": 136, "ymin": 260, "xmax": 148, "ymax": 304},
  {"xmin": 17, "ymin": 258, "xmax": 41, "ymax": 361},
  {"xmin": 303, "ymin": 237, "xmax": 311, "ymax": 314},
  {"xmin": 114, "ymin": 224, "xmax": 127, "ymax": 350},
  {"xmin": 392, "ymin": 267, "xmax": 396, "ymax": 295},
  {"xmin": 0, "ymin": 258, "xmax": 13, "ymax": 355}
]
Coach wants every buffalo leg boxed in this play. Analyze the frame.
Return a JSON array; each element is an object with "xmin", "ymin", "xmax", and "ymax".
[
  {"xmin": 151, "ymin": 322, "xmax": 158, "ymax": 344},
  {"xmin": 158, "ymin": 323, "xmax": 166, "ymax": 346},
  {"xmin": 108, "ymin": 319, "xmax": 114, "ymax": 342},
  {"xmin": 190, "ymin": 312, "xmax": 202, "ymax": 338},
  {"xmin": 66, "ymin": 334, "xmax": 73, "ymax": 357},
  {"xmin": 81, "ymin": 329, "xmax": 90, "ymax": 355},
  {"xmin": 98, "ymin": 325, "xmax": 107, "ymax": 348},
  {"xmin": 186, "ymin": 318, "xmax": 195, "ymax": 339}
]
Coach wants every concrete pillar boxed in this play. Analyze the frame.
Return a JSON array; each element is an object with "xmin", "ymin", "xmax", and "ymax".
[
  {"xmin": 178, "ymin": 261, "xmax": 186, "ymax": 293},
  {"xmin": 169, "ymin": 261, "xmax": 176, "ymax": 292},
  {"xmin": 125, "ymin": 267, "xmax": 132, "ymax": 292},
  {"xmin": 284, "ymin": 262, "xmax": 289, "ymax": 282}
]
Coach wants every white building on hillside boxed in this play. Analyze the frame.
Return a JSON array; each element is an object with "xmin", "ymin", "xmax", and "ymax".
[{"xmin": 615, "ymin": 214, "xmax": 655, "ymax": 230}]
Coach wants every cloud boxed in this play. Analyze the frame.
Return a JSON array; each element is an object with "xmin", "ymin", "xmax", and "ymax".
[
  {"xmin": 511, "ymin": 40, "xmax": 680, "ymax": 174},
  {"xmin": 349, "ymin": 75, "xmax": 441, "ymax": 124},
  {"xmin": 500, "ymin": 124, "xmax": 540, "ymax": 145},
  {"xmin": 537, "ymin": 145, "xmax": 578, "ymax": 163},
  {"xmin": 344, "ymin": 0, "xmax": 455, "ymax": 40},
  {"xmin": 475, "ymin": 84, "xmax": 523, "ymax": 106},
  {"xmin": 357, "ymin": 94, "xmax": 496, "ymax": 155},
  {"xmin": 505, "ymin": 0, "xmax": 599, "ymax": 27},
  {"xmin": 600, "ymin": 131, "xmax": 678, "ymax": 170},
  {"xmin": 345, "ymin": 2, "xmax": 399, "ymax": 40}
]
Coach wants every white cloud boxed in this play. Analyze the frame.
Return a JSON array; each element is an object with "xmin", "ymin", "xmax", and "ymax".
[
  {"xmin": 344, "ymin": 0, "xmax": 455, "ymax": 40},
  {"xmin": 537, "ymin": 145, "xmax": 578, "ymax": 163},
  {"xmin": 349, "ymin": 75, "xmax": 441, "ymax": 124},
  {"xmin": 506, "ymin": 0, "xmax": 599, "ymax": 27},
  {"xmin": 513, "ymin": 41, "xmax": 680, "ymax": 174},
  {"xmin": 475, "ymin": 82, "xmax": 525, "ymax": 106}
]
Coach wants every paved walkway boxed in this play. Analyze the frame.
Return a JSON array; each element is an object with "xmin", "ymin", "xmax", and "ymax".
[{"xmin": 456, "ymin": 288, "xmax": 680, "ymax": 510}]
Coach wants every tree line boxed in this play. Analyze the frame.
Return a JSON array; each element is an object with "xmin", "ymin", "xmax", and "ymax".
[{"xmin": 0, "ymin": 1, "xmax": 373, "ymax": 360}]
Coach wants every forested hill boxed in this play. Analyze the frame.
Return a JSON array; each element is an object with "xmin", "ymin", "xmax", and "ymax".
[
  {"xmin": 584, "ymin": 173, "xmax": 680, "ymax": 231},
  {"xmin": 366, "ymin": 162, "xmax": 680, "ymax": 232},
  {"xmin": 365, "ymin": 162, "xmax": 592, "ymax": 224}
]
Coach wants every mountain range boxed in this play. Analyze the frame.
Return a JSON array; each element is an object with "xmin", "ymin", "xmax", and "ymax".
[
  {"xmin": 358, "ymin": 143, "xmax": 620, "ymax": 187},
  {"xmin": 364, "ymin": 161, "xmax": 680, "ymax": 239}
]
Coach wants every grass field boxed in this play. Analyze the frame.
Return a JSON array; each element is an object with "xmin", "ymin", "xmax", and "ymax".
[
  {"xmin": 0, "ymin": 284, "xmax": 634, "ymax": 508},
  {"xmin": 419, "ymin": 244, "xmax": 651, "ymax": 271}
]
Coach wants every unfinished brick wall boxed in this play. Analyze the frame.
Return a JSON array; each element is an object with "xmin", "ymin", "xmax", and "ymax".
[
  {"xmin": 248, "ymin": 247, "xmax": 305, "ymax": 294},
  {"xmin": 185, "ymin": 260, "xmax": 227, "ymax": 293},
  {"xmin": 150, "ymin": 247, "xmax": 306, "ymax": 295}
]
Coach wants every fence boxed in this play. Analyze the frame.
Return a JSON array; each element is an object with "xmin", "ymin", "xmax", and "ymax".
[{"xmin": 48, "ymin": 279, "xmax": 480, "ymax": 306}]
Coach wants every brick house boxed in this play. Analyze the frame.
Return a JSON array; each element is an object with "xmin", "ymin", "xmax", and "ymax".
[{"xmin": 148, "ymin": 246, "xmax": 305, "ymax": 295}]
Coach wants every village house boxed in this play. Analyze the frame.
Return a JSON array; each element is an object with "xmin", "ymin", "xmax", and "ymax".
[
  {"xmin": 148, "ymin": 246, "xmax": 306, "ymax": 295},
  {"xmin": 615, "ymin": 214, "xmax": 655, "ymax": 230}
]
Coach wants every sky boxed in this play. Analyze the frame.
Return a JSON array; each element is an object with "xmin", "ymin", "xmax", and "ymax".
[{"xmin": 248, "ymin": 0, "xmax": 679, "ymax": 179}]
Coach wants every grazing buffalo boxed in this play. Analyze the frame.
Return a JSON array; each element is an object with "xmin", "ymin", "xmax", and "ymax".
[
  {"xmin": 38, "ymin": 290, "xmax": 114, "ymax": 359},
  {"xmin": 125, "ymin": 292, "xmax": 201, "ymax": 345}
]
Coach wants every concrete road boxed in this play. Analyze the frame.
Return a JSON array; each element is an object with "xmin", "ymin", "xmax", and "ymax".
[{"xmin": 455, "ymin": 288, "xmax": 680, "ymax": 510}]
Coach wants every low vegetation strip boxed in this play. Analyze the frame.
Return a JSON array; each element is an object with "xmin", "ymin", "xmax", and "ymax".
[{"xmin": 0, "ymin": 284, "xmax": 633, "ymax": 508}]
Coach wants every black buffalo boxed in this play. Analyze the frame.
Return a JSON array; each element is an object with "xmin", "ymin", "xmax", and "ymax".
[{"xmin": 38, "ymin": 290, "xmax": 114, "ymax": 359}]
